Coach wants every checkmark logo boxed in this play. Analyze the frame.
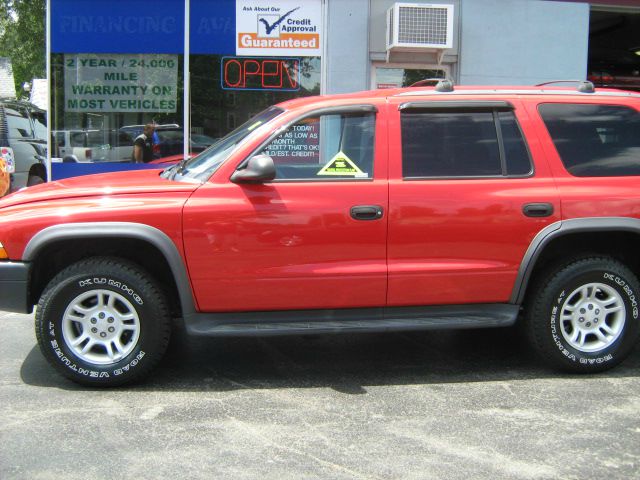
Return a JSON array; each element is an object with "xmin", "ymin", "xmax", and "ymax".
[{"xmin": 258, "ymin": 7, "xmax": 300, "ymax": 36}]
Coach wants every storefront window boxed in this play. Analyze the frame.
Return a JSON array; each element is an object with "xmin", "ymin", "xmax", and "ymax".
[
  {"xmin": 48, "ymin": 0, "xmax": 323, "ymax": 179},
  {"xmin": 189, "ymin": 55, "xmax": 321, "ymax": 156},
  {"xmin": 50, "ymin": 53, "xmax": 183, "ymax": 163},
  {"xmin": 374, "ymin": 65, "xmax": 449, "ymax": 89}
]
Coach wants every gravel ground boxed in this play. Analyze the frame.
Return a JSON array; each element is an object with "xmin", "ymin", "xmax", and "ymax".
[{"xmin": 1, "ymin": 310, "xmax": 639, "ymax": 479}]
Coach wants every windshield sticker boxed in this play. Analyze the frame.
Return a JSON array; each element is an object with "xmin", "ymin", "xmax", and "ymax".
[{"xmin": 317, "ymin": 151, "xmax": 366, "ymax": 177}]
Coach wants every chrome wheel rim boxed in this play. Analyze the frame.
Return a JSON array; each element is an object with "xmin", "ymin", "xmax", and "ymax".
[
  {"xmin": 61, "ymin": 289, "xmax": 141, "ymax": 365},
  {"xmin": 559, "ymin": 282, "xmax": 625, "ymax": 353}
]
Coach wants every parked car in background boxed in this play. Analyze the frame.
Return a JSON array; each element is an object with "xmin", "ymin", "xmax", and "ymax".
[
  {"xmin": 0, "ymin": 98, "xmax": 47, "ymax": 191},
  {"xmin": 120, "ymin": 124, "xmax": 177, "ymax": 156},
  {"xmin": 53, "ymin": 129, "xmax": 134, "ymax": 163},
  {"xmin": 191, "ymin": 133, "xmax": 219, "ymax": 150},
  {"xmin": 120, "ymin": 124, "xmax": 217, "ymax": 159},
  {"xmin": 154, "ymin": 126, "xmax": 217, "ymax": 158},
  {"xmin": 119, "ymin": 124, "xmax": 179, "ymax": 141}
]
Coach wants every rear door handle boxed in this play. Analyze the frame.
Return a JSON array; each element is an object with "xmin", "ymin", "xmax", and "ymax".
[
  {"xmin": 523, "ymin": 203, "xmax": 554, "ymax": 218},
  {"xmin": 350, "ymin": 205, "xmax": 384, "ymax": 221}
]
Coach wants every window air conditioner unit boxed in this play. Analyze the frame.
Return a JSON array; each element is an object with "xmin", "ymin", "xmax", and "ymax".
[{"xmin": 386, "ymin": 3, "xmax": 454, "ymax": 52}]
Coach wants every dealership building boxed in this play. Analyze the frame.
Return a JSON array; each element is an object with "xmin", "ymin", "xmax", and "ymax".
[{"xmin": 46, "ymin": 0, "xmax": 640, "ymax": 179}]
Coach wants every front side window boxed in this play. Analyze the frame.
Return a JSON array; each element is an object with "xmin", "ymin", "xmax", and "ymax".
[
  {"xmin": 401, "ymin": 109, "xmax": 531, "ymax": 178},
  {"xmin": 260, "ymin": 112, "xmax": 375, "ymax": 180},
  {"xmin": 539, "ymin": 103, "xmax": 640, "ymax": 177}
]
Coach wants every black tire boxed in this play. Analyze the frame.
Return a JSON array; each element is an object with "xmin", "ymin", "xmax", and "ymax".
[
  {"xmin": 35, "ymin": 257, "xmax": 171, "ymax": 387},
  {"xmin": 526, "ymin": 257, "xmax": 640, "ymax": 373}
]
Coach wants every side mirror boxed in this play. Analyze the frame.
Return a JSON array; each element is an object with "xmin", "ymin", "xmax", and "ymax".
[{"xmin": 231, "ymin": 154, "xmax": 276, "ymax": 184}]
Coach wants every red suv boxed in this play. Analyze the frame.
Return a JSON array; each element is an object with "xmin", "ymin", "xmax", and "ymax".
[{"xmin": 1, "ymin": 81, "xmax": 639, "ymax": 386}]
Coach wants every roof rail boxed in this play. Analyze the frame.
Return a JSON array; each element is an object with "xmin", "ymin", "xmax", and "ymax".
[
  {"xmin": 409, "ymin": 78, "xmax": 455, "ymax": 92},
  {"xmin": 535, "ymin": 80, "xmax": 595, "ymax": 93}
]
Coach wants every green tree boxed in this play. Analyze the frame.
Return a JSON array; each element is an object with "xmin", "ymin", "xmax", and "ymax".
[{"xmin": 0, "ymin": 0, "xmax": 45, "ymax": 96}]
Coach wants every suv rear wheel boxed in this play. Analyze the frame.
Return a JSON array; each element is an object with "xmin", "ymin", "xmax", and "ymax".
[
  {"xmin": 35, "ymin": 257, "xmax": 171, "ymax": 386},
  {"xmin": 526, "ymin": 257, "xmax": 639, "ymax": 372}
]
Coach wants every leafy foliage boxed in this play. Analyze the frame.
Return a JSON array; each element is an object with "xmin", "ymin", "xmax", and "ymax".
[{"xmin": 0, "ymin": 0, "xmax": 45, "ymax": 96}]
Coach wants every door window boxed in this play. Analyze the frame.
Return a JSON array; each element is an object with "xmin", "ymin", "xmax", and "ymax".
[
  {"xmin": 401, "ymin": 109, "xmax": 532, "ymax": 178},
  {"xmin": 260, "ymin": 112, "xmax": 376, "ymax": 180},
  {"xmin": 6, "ymin": 105, "xmax": 33, "ymax": 139}
]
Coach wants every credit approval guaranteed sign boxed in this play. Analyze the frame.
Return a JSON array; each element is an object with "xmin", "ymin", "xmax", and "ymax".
[{"xmin": 236, "ymin": 0, "xmax": 322, "ymax": 57}]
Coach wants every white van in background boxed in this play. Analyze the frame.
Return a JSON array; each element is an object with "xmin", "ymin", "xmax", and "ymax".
[{"xmin": 53, "ymin": 130, "xmax": 134, "ymax": 162}]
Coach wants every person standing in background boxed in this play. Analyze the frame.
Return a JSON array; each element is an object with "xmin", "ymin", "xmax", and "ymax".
[{"xmin": 132, "ymin": 124, "xmax": 155, "ymax": 163}]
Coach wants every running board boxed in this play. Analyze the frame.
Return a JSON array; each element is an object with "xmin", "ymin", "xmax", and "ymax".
[{"xmin": 184, "ymin": 304, "xmax": 519, "ymax": 337}]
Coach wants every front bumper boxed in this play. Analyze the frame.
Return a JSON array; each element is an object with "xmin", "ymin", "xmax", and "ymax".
[{"xmin": 0, "ymin": 262, "xmax": 31, "ymax": 313}]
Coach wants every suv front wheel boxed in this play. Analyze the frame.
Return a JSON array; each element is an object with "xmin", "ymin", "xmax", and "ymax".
[
  {"xmin": 526, "ymin": 257, "xmax": 639, "ymax": 373},
  {"xmin": 35, "ymin": 257, "xmax": 171, "ymax": 386}
]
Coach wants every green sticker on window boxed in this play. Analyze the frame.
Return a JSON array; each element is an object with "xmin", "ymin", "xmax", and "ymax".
[{"xmin": 317, "ymin": 151, "xmax": 367, "ymax": 177}]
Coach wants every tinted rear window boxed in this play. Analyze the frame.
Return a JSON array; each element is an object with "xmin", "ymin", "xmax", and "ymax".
[
  {"xmin": 499, "ymin": 111, "xmax": 532, "ymax": 176},
  {"xmin": 539, "ymin": 103, "xmax": 640, "ymax": 177},
  {"xmin": 402, "ymin": 111, "xmax": 501, "ymax": 177},
  {"xmin": 401, "ymin": 109, "xmax": 531, "ymax": 178}
]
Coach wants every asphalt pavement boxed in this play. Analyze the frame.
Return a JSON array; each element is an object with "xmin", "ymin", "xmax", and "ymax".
[{"xmin": 1, "ymin": 310, "xmax": 639, "ymax": 479}]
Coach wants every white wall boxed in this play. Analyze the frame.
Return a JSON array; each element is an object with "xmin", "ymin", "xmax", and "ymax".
[
  {"xmin": 459, "ymin": 0, "xmax": 590, "ymax": 85},
  {"xmin": 325, "ymin": 0, "xmax": 371, "ymax": 93}
]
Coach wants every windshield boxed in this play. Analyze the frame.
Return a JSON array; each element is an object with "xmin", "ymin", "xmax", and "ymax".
[{"xmin": 165, "ymin": 107, "xmax": 284, "ymax": 182}]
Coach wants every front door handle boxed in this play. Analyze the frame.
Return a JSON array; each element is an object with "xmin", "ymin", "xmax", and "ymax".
[
  {"xmin": 523, "ymin": 203, "xmax": 554, "ymax": 218},
  {"xmin": 351, "ymin": 205, "xmax": 384, "ymax": 221}
]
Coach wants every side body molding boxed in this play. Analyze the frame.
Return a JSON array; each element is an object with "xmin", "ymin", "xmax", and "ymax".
[
  {"xmin": 23, "ymin": 222, "xmax": 197, "ymax": 315},
  {"xmin": 510, "ymin": 217, "xmax": 640, "ymax": 305}
]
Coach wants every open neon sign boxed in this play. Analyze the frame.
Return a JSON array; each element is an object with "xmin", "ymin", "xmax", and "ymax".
[{"xmin": 221, "ymin": 56, "xmax": 300, "ymax": 91}]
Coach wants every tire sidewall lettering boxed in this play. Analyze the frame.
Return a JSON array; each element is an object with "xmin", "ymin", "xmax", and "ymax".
[
  {"xmin": 49, "ymin": 338, "xmax": 146, "ymax": 378},
  {"xmin": 548, "ymin": 269, "xmax": 637, "ymax": 365},
  {"xmin": 603, "ymin": 272, "xmax": 638, "ymax": 319},
  {"xmin": 77, "ymin": 277, "xmax": 144, "ymax": 305},
  {"xmin": 46, "ymin": 273, "xmax": 151, "ymax": 379}
]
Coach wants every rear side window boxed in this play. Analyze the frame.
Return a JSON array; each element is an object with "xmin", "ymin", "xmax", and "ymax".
[
  {"xmin": 499, "ymin": 111, "xmax": 532, "ymax": 176},
  {"xmin": 70, "ymin": 132, "xmax": 86, "ymax": 147},
  {"xmin": 401, "ymin": 109, "xmax": 531, "ymax": 178},
  {"xmin": 539, "ymin": 103, "xmax": 640, "ymax": 177},
  {"xmin": 86, "ymin": 131, "xmax": 105, "ymax": 147}
]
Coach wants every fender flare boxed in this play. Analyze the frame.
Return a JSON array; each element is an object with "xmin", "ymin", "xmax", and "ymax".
[
  {"xmin": 510, "ymin": 217, "xmax": 640, "ymax": 305},
  {"xmin": 23, "ymin": 222, "xmax": 197, "ymax": 315}
]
